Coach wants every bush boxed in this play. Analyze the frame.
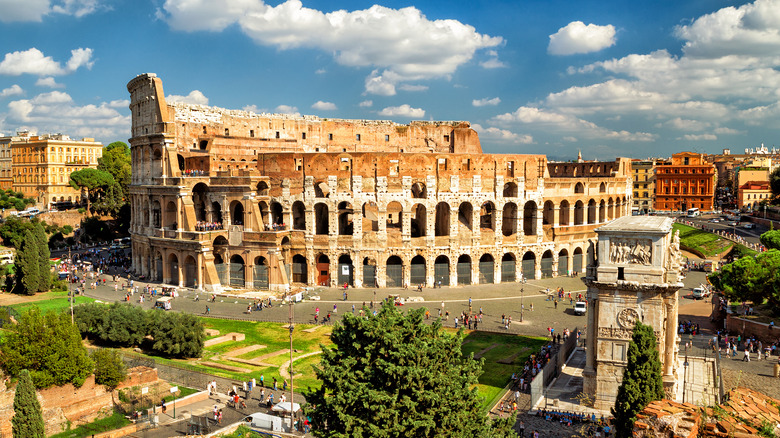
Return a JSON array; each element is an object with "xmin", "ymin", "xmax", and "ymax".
[
  {"xmin": 77, "ymin": 207, "xmax": 86, "ymax": 214},
  {"xmin": 92, "ymin": 349, "xmax": 127, "ymax": 390}
]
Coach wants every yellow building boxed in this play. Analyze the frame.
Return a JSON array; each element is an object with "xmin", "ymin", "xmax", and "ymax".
[
  {"xmin": 0, "ymin": 136, "xmax": 12, "ymax": 190},
  {"xmin": 10, "ymin": 132, "xmax": 103, "ymax": 209},
  {"xmin": 630, "ymin": 159, "xmax": 669, "ymax": 214}
]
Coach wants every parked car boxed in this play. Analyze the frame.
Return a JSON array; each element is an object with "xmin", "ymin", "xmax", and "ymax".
[
  {"xmin": 574, "ymin": 301, "xmax": 587, "ymax": 315},
  {"xmin": 742, "ymin": 223, "xmax": 755, "ymax": 229},
  {"xmin": 692, "ymin": 287, "xmax": 711, "ymax": 299}
]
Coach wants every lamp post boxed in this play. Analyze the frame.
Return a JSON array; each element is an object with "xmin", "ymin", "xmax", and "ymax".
[
  {"xmin": 288, "ymin": 298, "xmax": 295, "ymax": 431},
  {"xmin": 520, "ymin": 286, "xmax": 524, "ymax": 322}
]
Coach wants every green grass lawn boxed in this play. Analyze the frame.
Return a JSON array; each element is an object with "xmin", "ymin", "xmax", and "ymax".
[
  {"xmin": 49, "ymin": 411, "xmax": 130, "ymax": 438},
  {"xmin": 673, "ymin": 223, "xmax": 733, "ymax": 257},
  {"xmin": 9, "ymin": 294, "xmax": 95, "ymax": 314}
]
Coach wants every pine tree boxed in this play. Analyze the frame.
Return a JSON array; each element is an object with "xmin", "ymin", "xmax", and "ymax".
[
  {"xmin": 12, "ymin": 369, "xmax": 45, "ymax": 438},
  {"xmin": 611, "ymin": 322, "xmax": 665, "ymax": 438},
  {"xmin": 33, "ymin": 222, "xmax": 50, "ymax": 292},
  {"xmin": 13, "ymin": 230, "xmax": 40, "ymax": 295}
]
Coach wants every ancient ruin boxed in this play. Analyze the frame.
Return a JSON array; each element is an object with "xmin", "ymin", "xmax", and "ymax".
[
  {"xmin": 127, "ymin": 73, "xmax": 633, "ymax": 292},
  {"xmin": 583, "ymin": 216, "xmax": 684, "ymax": 410}
]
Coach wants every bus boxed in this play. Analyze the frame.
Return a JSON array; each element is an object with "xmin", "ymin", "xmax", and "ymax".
[{"xmin": 686, "ymin": 208, "xmax": 700, "ymax": 217}]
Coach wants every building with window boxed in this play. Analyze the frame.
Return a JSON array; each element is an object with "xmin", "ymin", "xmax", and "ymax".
[
  {"xmin": 654, "ymin": 152, "xmax": 717, "ymax": 212},
  {"xmin": 630, "ymin": 158, "xmax": 669, "ymax": 214},
  {"xmin": 0, "ymin": 136, "xmax": 13, "ymax": 190},
  {"xmin": 738, "ymin": 181, "xmax": 773, "ymax": 210},
  {"xmin": 9, "ymin": 132, "xmax": 103, "ymax": 208},
  {"xmin": 128, "ymin": 73, "xmax": 633, "ymax": 292}
]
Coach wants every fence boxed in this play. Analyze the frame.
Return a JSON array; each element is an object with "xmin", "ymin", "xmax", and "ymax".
[
  {"xmin": 529, "ymin": 328, "xmax": 579, "ymax": 409},
  {"xmin": 679, "ymin": 333, "xmax": 722, "ymax": 407}
]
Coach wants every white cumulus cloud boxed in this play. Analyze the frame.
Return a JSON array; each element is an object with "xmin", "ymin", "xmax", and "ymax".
[
  {"xmin": 378, "ymin": 104, "xmax": 425, "ymax": 118},
  {"xmin": 160, "ymin": 0, "xmax": 502, "ymax": 94},
  {"xmin": 0, "ymin": 47, "xmax": 93, "ymax": 76},
  {"xmin": 480, "ymin": 50, "xmax": 506, "ymax": 68},
  {"xmin": 311, "ymin": 101, "xmax": 336, "ymax": 111},
  {"xmin": 472, "ymin": 123, "xmax": 532, "ymax": 144},
  {"xmin": 275, "ymin": 104, "xmax": 299, "ymax": 115},
  {"xmin": 0, "ymin": 84, "xmax": 24, "ymax": 98},
  {"xmin": 166, "ymin": 90, "xmax": 209, "ymax": 105},
  {"xmin": 35, "ymin": 77, "xmax": 64, "ymax": 88},
  {"xmin": 358, "ymin": 100, "xmax": 373, "ymax": 108},
  {"xmin": 398, "ymin": 84, "xmax": 428, "ymax": 92},
  {"xmin": 473, "ymin": 97, "xmax": 501, "ymax": 107},
  {"xmin": 0, "ymin": 0, "xmax": 103, "ymax": 22},
  {"xmin": 548, "ymin": 21, "xmax": 616, "ymax": 55},
  {"xmin": 678, "ymin": 134, "xmax": 717, "ymax": 141}
]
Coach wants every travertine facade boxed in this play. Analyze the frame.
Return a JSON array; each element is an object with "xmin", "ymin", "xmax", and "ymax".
[
  {"xmin": 583, "ymin": 216, "xmax": 683, "ymax": 410},
  {"xmin": 127, "ymin": 73, "xmax": 633, "ymax": 292}
]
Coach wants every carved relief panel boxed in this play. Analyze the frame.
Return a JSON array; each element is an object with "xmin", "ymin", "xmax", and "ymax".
[{"xmin": 609, "ymin": 238, "xmax": 651, "ymax": 265}]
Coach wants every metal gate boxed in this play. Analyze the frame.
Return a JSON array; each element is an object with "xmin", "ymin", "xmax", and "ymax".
[
  {"xmin": 292, "ymin": 261, "xmax": 306, "ymax": 283},
  {"xmin": 155, "ymin": 258, "xmax": 163, "ymax": 282},
  {"xmin": 410, "ymin": 263, "xmax": 426, "ymax": 285},
  {"xmin": 434, "ymin": 261, "xmax": 449, "ymax": 287},
  {"xmin": 386, "ymin": 264, "xmax": 403, "ymax": 287},
  {"xmin": 573, "ymin": 254, "xmax": 583, "ymax": 275},
  {"xmin": 558, "ymin": 254, "xmax": 568, "ymax": 276},
  {"xmin": 478, "ymin": 260, "xmax": 494, "ymax": 284},
  {"xmin": 541, "ymin": 257, "xmax": 553, "ymax": 278},
  {"xmin": 185, "ymin": 263, "xmax": 196, "ymax": 287},
  {"xmin": 253, "ymin": 265, "xmax": 269, "ymax": 289},
  {"xmin": 338, "ymin": 263, "xmax": 353, "ymax": 286},
  {"xmin": 215, "ymin": 264, "xmax": 228, "ymax": 285},
  {"xmin": 230, "ymin": 262, "xmax": 245, "ymax": 287},
  {"xmin": 522, "ymin": 258, "xmax": 535, "ymax": 280},
  {"xmin": 170, "ymin": 260, "xmax": 179, "ymax": 285},
  {"xmin": 457, "ymin": 261, "xmax": 471, "ymax": 285},
  {"xmin": 363, "ymin": 264, "xmax": 376, "ymax": 287},
  {"xmin": 501, "ymin": 260, "xmax": 516, "ymax": 282}
]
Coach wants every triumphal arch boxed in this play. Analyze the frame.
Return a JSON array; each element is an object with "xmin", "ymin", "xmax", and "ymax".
[{"xmin": 582, "ymin": 216, "xmax": 684, "ymax": 410}]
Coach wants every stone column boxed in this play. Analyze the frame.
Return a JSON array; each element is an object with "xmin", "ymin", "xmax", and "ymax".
[
  {"xmin": 664, "ymin": 296, "xmax": 678, "ymax": 377},
  {"xmin": 553, "ymin": 204, "xmax": 560, "ymax": 227},
  {"xmin": 584, "ymin": 294, "xmax": 597, "ymax": 373},
  {"xmin": 569, "ymin": 204, "xmax": 576, "ymax": 226}
]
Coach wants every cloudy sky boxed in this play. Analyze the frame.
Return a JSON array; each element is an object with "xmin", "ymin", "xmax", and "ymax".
[{"xmin": 1, "ymin": 0, "xmax": 779, "ymax": 160}]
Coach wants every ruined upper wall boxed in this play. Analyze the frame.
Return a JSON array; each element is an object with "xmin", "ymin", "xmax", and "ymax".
[{"xmin": 546, "ymin": 158, "xmax": 631, "ymax": 178}]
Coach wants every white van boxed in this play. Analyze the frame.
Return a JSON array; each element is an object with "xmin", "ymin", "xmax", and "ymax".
[
  {"xmin": 243, "ymin": 412, "xmax": 283, "ymax": 432},
  {"xmin": 574, "ymin": 301, "xmax": 587, "ymax": 315},
  {"xmin": 692, "ymin": 287, "xmax": 710, "ymax": 299}
]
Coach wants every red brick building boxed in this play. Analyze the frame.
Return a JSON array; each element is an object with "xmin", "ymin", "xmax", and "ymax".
[{"xmin": 654, "ymin": 152, "xmax": 716, "ymax": 212}]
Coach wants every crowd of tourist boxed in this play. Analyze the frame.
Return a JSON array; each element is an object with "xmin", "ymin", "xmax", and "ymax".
[
  {"xmin": 182, "ymin": 169, "xmax": 207, "ymax": 177},
  {"xmin": 196, "ymin": 221, "xmax": 223, "ymax": 231},
  {"xmin": 534, "ymin": 410, "xmax": 613, "ymax": 437}
]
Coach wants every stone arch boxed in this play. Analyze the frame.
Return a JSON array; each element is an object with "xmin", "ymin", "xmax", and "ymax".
[
  {"xmin": 411, "ymin": 182, "xmax": 426, "ymax": 199},
  {"xmin": 456, "ymin": 254, "xmax": 472, "ymax": 285},
  {"xmin": 587, "ymin": 199, "xmax": 596, "ymax": 224},
  {"xmin": 480, "ymin": 201, "xmax": 495, "ymax": 231},
  {"xmin": 387, "ymin": 201, "xmax": 403, "ymax": 233},
  {"xmin": 458, "ymin": 202, "xmax": 473, "ymax": 231},
  {"xmin": 573, "ymin": 247, "xmax": 584, "ymax": 275},
  {"xmin": 501, "ymin": 253, "xmax": 516, "ymax": 282},
  {"xmin": 314, "ymin": 181, "xmax": 330, "ymax": 198},
  {"xmin": 211, "ymin": 201, "xmax": 223, "ymax": 224},
  {"xmin": 574, "ymin": 182, "xmax": 584, "ymax": 194},
  {"xmin": 608, "ymin": 197, "xmax": 614, "ymax": 220},
  {"xmin": 503, "ymin": 182, "xmax": 518, "ymax": 197},
  {"xmin": 270, "ymin": 201, "xmax": 283, "ymax": 225},
  {"xmin": 314, "ymin": 203, "xmax": 329, "ymax": 235},
  {"xmin": 558, "ymin": 249, "xmax": 569, "ymax": 276},
  {"xmin": 338, "ymin": 201, "xmax": 354, "ymax": 235},
  {"xmin": 363, "ymin": 257, "xmax": 377, "ymax": 287},
  {"xmin": 316, "ymin": 253, "xmax": 331, "ymax": 286},
  {"xmin": 154, "ymin": 251, "xmax": 163, "ymax": 282},
  {"xmin": 478, "ymin": 253, "xmax": 495, "ymax": 284},
  {"xmin": 229, "ymin": 254, "xmax": 245, "ymax": 287},
  {"xmin": 254, "ymin": 256, "xmax": 269, "ymax": 289},
  {"xmin": 192, "ymin": 182, "xmax": 209, "ymax": 221},
  {"xmin": 337, "ymin": 254, "xmax": 354, "ymax": 286},
  {"xmin": 386, "ymin": 255, "xmax": 404, "ymax": 287},
  {"xmin": 543, "ymin": 201, "xmax": 554, "ymax": 225},
  {"xmin": 599, "ymin": 182, "xmax": 606, "ymax": 193},
  {"xmin": 230, "ymin": 200, "xmax": 245, "ymax": 226},
  {"xmin": 523, "ymin": 201, "xmax": 537, "ymax": 235},
  {"xmin": 411, "ymin": 203, "xmax": 426, "ymax": 238},
  {"xmin": 168, "ymin": 253, "xmax": 179, "ymax": 285},
  {"xmin": 291, "ymin": 254, "xmax": 308, "ymax": 284},
  {"xmin": 256, "ymin": 181, "xmax": 269, "ymax": 196},
  {"xmin": 435, "ymin": 202, "xmax": 450, "ymax": 236},
  {"xmin": 574, "ymin": 200, "xmax": 584, "ymax": 225},
  {"xmin": 434, "ymin": 255, "xmax": 450, "ymax": 286},
  {"xmin": 541, "ymin": 250, "xmax": 553, "ymax": 278},
  {"xmin": 362, "ymin": 202, "xmax": 378, "ymax": 232},
  {"xmin": 522, "ymin": 251, "xmax": 536, "ymax": 280},
  {"xmin": 184, "ymin": 255, "xmax": 197, "ymax": 288},
  {"xmin": 502, "ymin": 202, "xmax": 517, "ymax": 236},
  {"xmin": 177, "ymin": 154, "xmax": 185, "ymax": 172},
  {"xmin": 258, "ymin": 201, "xmax": 270, "ymax": 228},
  {"xmin": 292, "ymin": 201, "xmax": 306, "ymax": 230},
  {"xmin": 164, "ymin": 200, "xmax": 177, "ymax": 229},
  {"xmin": 410, "ymin": 255, "xmax": 426, "ymax": 286},
  {"xmin": 152, "ymin": 200, "xmax": 161, "ymax": 228},
  {"xmin": 599, "ymin": 199, "xmax": 606, "ymax": 223},
  {"xmin": 559, "ymin": 200, "xmax": 570, "ymax": 226}
]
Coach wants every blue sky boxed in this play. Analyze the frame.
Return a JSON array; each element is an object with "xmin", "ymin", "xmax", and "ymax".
[{"xmin": 1, "ymin": 0, "xmax": 778, "ymax": 160}]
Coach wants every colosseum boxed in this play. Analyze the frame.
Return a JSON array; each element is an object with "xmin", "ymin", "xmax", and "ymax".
[{"xmin": 128, "ymin": 73, "xmax": 632, "ymax": 292}]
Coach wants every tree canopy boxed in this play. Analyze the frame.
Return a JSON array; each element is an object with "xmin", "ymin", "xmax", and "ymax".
[
  {"xmin": 91, "ymin": 348, "xmax": 127, "ymax": 390},
  {"xmin": 611, "ymin": 322, "xmax": 665, "ymax": 438},
  {"xmin": 12, "ymin": 369, "xmax": 45, "ymax": 438},
  {"xmin": 68, "ymin": 168, "xmax": 115, "ymax": 214},
  {"xmin": 98, "ymin": 141, "xmax": 131, "ymax": 195},
  {"xmin": 759, "ymin": 229, "xmax": 780, "ymax": 250},
  {"xmin": 305, "ymin": 302, "xmax": 510, "ymax": 437},
  {"xmin": 709, "ymin": 249, "xmax": 780, "ymax": 308},
  {"xmin": 770, "ymin": 167, "xmax": 780, "ymax": 203},
  {"xmin": 0, "ymin": 308, "xmax": 94, "ymax": 388}
]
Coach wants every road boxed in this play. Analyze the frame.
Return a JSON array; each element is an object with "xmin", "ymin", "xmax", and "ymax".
[{"xmin": 680, "ymin": 212, "xmax": 767, "ymax": 248}]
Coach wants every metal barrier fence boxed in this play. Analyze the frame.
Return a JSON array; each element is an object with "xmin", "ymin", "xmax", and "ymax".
[{"xmin": 529, "ymin": 328, "xmax": 580, "ymax": 409}]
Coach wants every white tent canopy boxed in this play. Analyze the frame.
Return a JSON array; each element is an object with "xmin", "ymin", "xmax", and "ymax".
[{"xmin": 271, "ymin": 402, "xmax": 301, "ymax": 413}]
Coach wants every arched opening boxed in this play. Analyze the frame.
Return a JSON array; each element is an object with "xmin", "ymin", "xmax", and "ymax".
[
  {"xmin": 257, "ymin": 181, "xmax": 269, "ymax": 196},
  {"xmin": 502, "ymin": 202, "xmax": 517, "ymax": 236},
  {"xmin": 314, "ymin": 181, "xmax": 330, "ymax": 198},
  {"xmin": 522, "ymin": 251, "xmax": 536, "ymax": 281},
  {"xmin": 184, "ymin": 255, "xmax": 196, "ymax": 288},
  {"xmin": 543, "ymin": 201, "xmax": 554, "ymax": 225},
  {"xmin": 230, "ymin": 201, "xmax": 245, "ymax": 226},
  {"xmin": 168, "ymin": 253, "xmax": 179, "ymax": 285},
  {"xmin": 316, "ymin": 254, "xmax": 330, "ymax": 286},
  {"xmin": 411, "ymin": 204, "xmax": 426, "ymax": 238},
  {"xmin": 458, "ymin": 202, "xmax": 473, "ymax": 232},
  {"xmin": 501, "ymin": 253, "xmax": 516, "ymax": 282},
  {"xmin": 559, "ymin": 200, "xmax": 570, "ymax": 226},
  {"xmin": 270, "ymin": 202, "xmax": 284, "ymax": 226},
  {"xmin": 435, "ymin": 202, "xmax": 450, "ymax": 236},
  {"xmin": 599, "ymin": 182, "xmax": 606, "ymax": 193},
  {"xmin": 152, "ymin": 200, "xmax": 161, "ymax": 228},
  {"xmin": 192, "ymin": 183, "xmax": 208, "ymax": 221},
  {"xmin": 523, "ymin": 201, "xmax": 537, "ymax": 235},
  {"xmin": 338, "ymin": 201, "xmax": 354, "ymax": 235},
  {"xmin": 457, "ymin": 255, "xmax": 472, "ymax": 285},
  {"xmin": 292, "ymin": 254, "xmax": 308, "ymax": 284},
  {"xmin": 154, "ymin": 252, "xmax": 163, "ymax": 282},
  {"xmin": 315, "ymin": 203, "xmax": 329, "ymax": 235},
  {"xmin": 214, "ymin": 254, "xmax": 226, "ymax": 285},
  {"xmin": 229, "ymin": 254, "xmax": 245, "ymax": 287},
  {"xmin": 503, "ymin": 182, "xmax": 518, "ymax": 197},
  {"xmin": 362, "ymin": 202, "xmax": 379, "ymax": 232},
  {"xmin": 587, "ymin": 199, "xmax": 596, "ymax": 224},
  {"xmin": 410, "ymin": 255, "xmax": 426, "ymax": 286},
  {"xmin": 478, "ymin": 253, "xmax": 495, "ymax": 284},
  {"xmin": 337, "ymin": 254, "xmax": 353, "ymax": 286},
  {"xmin": 411, "ymin": 182, "xmax": 426, "ymax": 199},
  {"xmin": 480, "ymin": 202, "xmax": 495, "ymax": 231},
  {"xmin": 608, "ymin": 198, "xmax": 614, "ymax": 220},
  {"xmin": 573, "ymin": 247, "xmax": 583, "ymax": 275},
  {"xmin": 574, "ymin": 201, "xmax": 584, "ymax": 225},
  {"xmin": 434, "ymin": 255, "xmax": 450, "ymax": 286},
  {"xmin": 164, "ymin": 201, "xmax": 177, "ymax": 229},
  {"xmin": 292, "ymin": 201, "xmax": 306, "ymax": 230},
  {"xmin": 254, "ymin": 256, "xmax": 269, "ymax": 289},
  {"xmin": 211, "ymin": 201, "xmax": 223, "ymax": 225},
  {"xmin": 599, "ymin": 200, "xmax": 606, "ymax": 222},
  {"xmin": 386, "ymin": 202, "xmax": 403, "ymax": 234},
  {"xmin": 363, "ymin": 258, "xmax": 377, "ymax": 287},
  {"xmin": 558, "ymin": 249, "xmax": 569, "ymax": 276},
  {"xmin": 574, "ymin": 182, "xmax": 584, "ymax": 194},
  {"xmin": 541, "ymin": 250, "xmax": 553, "ymax": 278},
  {"xmin": 386, "ymin": 255, "xmax": 403, "ymax": 287}
]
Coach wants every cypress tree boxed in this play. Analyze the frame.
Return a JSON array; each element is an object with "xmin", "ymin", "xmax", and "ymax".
[
  {"xmin": 12, "ymin": 369, "xmax": 45, "ymax": 438},
  {"xmin": 33, "ymin": 222, "xmax": 50, "ymax": 292},
  {"xmin": 611, "ymin": 321, "xmax": 665, "ymax": 438},
  {"xmin": 13, "ymin": 230, "xmax": 40, "ymax": 295}
]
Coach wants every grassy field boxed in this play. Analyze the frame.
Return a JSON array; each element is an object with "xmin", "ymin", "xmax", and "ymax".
[
  {"xmin": 49, "ymin": 411, "xmax": 130, "ymax": 438},
  {"xmin": 9, "ymin": 293, "xmax": 95, "ymax": 314},
  {"xmin": 673, "ymin": 223, "xmax": 733, "ymax": 257}
]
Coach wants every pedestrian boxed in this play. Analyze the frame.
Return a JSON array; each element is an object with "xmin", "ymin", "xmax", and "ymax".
[
  {"xmin": 518, "ymin": 421, "xmax": 525, "ymax": 437},
  {"xmin": 554, "ymin": 299, "xmax": 558, "ymax": 309},
  {"xmin": 205, "ymin": 305, "xmax": 210, "ymax": 315},
  {"xmin": 743, "ymin": 349, "xmax": 750, "ymax": 362}
]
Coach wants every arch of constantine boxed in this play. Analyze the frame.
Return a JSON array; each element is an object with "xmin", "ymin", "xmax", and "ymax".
[{"xmin": 127, "ymin": 73, "xmax": 633, "ymax": 292}]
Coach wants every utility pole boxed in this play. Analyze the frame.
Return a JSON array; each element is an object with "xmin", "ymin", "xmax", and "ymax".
[
  {"xmin": 69, "ymin": 246, "xmax": 74, "ymax": 324},
  {"xmin": 288, "ymin": 297, "xmax": 295, "ymax": 431}
]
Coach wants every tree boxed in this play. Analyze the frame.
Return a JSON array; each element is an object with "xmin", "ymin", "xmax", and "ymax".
[
  {"xmin": 33, "ymin": 222, "xmax": 50, "ymax": 292},
  {"xmin": 611, "ymin": 322, "xmax": 665, "ymax": 438},
  {"xmin": 92, "ymin": 181, "xmax": 124, "ymax": 217},
  {"xmin": 12, "ymin": 369, "xmax": 45, "ymax": 438},
  {"xmin": 97, "ymin": 141, "xmax": 131, "ymax": 199},
  {"xmin": 148, "ymin": 312, "xmax": 205, "ymax": 358},
  {"xmin": 0, "ymin": 308, "xmax": 94, "ymax": 388},
  {"xmin": 709, "ymin": 249, "xmax": 780, "ymax": 309},
  {"xmin": 68, "ymin": 168, "xmax": 115, "ymax": 214},
  {"xmin": 0, "ymin": 215, "xmax": 35, "ymax": 248},
  {"xmin": 760, "ymin": 229, "xmax": 780, "ymax": 250},
  {"xmin": 91, "ymin": 348, "xmax": 127, "ymax": 390},
  {"xmin": 13, "ymin": 229, "xmax": 40, "ymax": 295},
  {"xmin": 305, "ymin": 302, "xmax": 498, "ymax": 437},
  {"xmin": 771, "ymin": 166, "xmax": 780, "ymax": 203}
]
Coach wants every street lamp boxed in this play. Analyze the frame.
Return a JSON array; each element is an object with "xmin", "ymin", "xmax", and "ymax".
[
  {"xmin": 288, "ymin": 299, "xmax": 295, "ymax": 431},
  {"xmin": 520, "ymin": 286, "xmax": 524, "ymax": 322}
]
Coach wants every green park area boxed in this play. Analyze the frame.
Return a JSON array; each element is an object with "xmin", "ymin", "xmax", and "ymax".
[{"xmin": 672, "ymin": 222, "xmax": 733, "ymax": 257}]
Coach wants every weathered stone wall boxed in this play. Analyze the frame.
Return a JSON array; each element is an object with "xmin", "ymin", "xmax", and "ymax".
[{"xmin": 725, "ymin": 314, "xmax": 780, "ymax": 344}]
